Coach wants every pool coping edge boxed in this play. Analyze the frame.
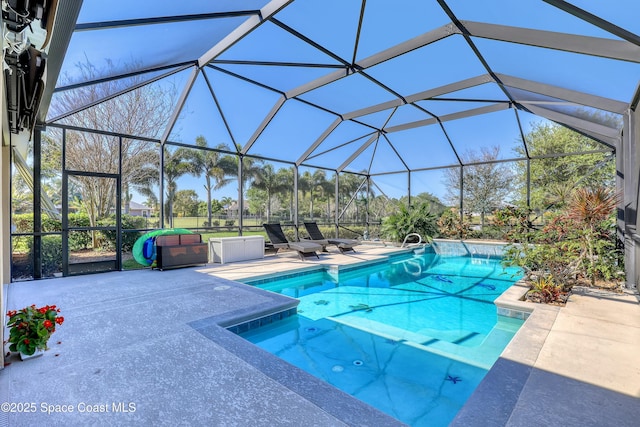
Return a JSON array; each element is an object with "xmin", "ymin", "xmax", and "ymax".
[{"xmin": 451, "ymin": 280, "xmax": 562, "ymax": 426}]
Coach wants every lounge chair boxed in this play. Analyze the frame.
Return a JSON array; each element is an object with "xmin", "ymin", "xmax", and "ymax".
[
  {"xmin": 262, "ymin": 223, "xmax": 322, "ymax": 260},
  {"xmin": 303, "ymin": 222, "xmax": 360, "ymax": 253}
]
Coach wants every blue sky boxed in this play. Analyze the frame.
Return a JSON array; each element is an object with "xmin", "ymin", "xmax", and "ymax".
[{"xmin": 50, "ymin": 0, "xmax": 640, "ymax": 205}]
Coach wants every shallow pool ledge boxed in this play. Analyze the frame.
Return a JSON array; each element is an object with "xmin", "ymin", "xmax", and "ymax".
[
  {"xmin": 189, "ymin": 280, "xmax": 406, "ymax": 427},
  {"xmin": 451, "ymin": 281, "xmax": 561, "ymax": 426}
]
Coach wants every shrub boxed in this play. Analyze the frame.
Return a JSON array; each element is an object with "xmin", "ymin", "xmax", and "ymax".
[
  {"xmin": 526, "ymin": 276, "xmax": 568, "ymax": 304},
  {"xmin": 476, "ymin": 225, "xmax": 505, "ymax": 240},
  {"xmin": 337, "ymin": 226, "xmax": 363, "ymax": 240},
  {"xmin": 98, "ymin": 215, "xmax": 147, "ymax": 251},
  {"xmin": 503, "ymin": 186, "xmax": 623, "ymax": 290},
  {"xmin": 13, "ymin": 213, "xmax": 34, "ymax": 233},
  {"xmin": 566, "ymin": 187, "xmax": 620, "ymax": 286},
  {"xmin": 13, "ymin": 213, "xmax": 63, "ymax": 233},
  {"xmin": 42, "ymin": 236, "xmax": 63, "ymax": 276},
  {"xmin": 491, "ymin": 206, "xmax": 532, "ymax": 241},
  {"xmin": 381, "ymin": 201, "xmax": 437, "ymax": 243},
  {"xmin": 503, "ymin": 240, "xmax": 580, "ymax": 286},
  {"xmin": 437, "ymin": 208, "xmax": 472, "ymax": 239},
  {"xmin": 25, "ymin": 235, "xmax": 63, "ymax": 277},
  {"xmin": 68, "ymin": 213, "xmax": 92, "ymax": 250}
]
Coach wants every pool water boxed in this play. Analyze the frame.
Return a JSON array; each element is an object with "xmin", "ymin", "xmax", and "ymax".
[{"xmin": 240, "ymin": 253, "xmax": 524, "ymax": 426}]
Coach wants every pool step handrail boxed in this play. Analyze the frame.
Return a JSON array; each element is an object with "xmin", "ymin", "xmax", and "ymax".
[{"xmin": 401, "ymin": 233, "xmax": 423, "ymax": 248}]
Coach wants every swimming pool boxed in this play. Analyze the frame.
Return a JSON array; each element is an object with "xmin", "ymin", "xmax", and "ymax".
[{"xmin": 240, "ymin": 252, "xmax": 524, "ymax": 426}]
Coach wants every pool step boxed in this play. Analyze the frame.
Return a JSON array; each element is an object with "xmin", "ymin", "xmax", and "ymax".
[{"xmin": 329, "ymin": 315, "xmax": 518, "ymax": 370}]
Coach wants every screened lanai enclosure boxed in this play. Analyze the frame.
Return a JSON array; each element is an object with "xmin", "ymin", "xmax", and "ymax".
[{"xmin": 3, "ymin": 0, "xmax": 640, "ymax": 283}]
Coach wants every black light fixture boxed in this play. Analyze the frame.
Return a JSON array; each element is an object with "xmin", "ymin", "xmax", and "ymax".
[
  {"xmin": 2, "ymin": 0, "xmax": 47, "ymax": 33},
  {"xmin": 2, "ymin": 0, "xmax": 50, "ymax": 134}
]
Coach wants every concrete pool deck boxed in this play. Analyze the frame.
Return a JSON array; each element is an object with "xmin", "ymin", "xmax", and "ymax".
[{"xmin": 1, "ymin": 245, "xmax": 639, "ymax": 426}]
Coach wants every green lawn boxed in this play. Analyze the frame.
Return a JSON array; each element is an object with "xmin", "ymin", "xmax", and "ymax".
[{"xmin": 169, "ymin": 217, "xmax": 266, "ymax": 228}]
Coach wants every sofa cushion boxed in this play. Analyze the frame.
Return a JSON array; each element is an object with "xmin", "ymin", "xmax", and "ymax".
[
  {"xmin": 180, "ymin": 234, "xmax": 202, "ymax": 244},
  {"xmin": 156, "ymin": 235, "xmax": 180, "ymax": 246}
]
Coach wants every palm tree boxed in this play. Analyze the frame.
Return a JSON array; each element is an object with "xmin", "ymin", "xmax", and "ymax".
[
  {"xmin": 252, "ymin": 164, "xmax": 287, "ymax": 222},
  {"xmin": 566, "ymin": 186, "xmax": 618, "ymax": 285},
  {"xmin": 338, "ymin": 172, "xmax": 364, "ymax": 221},
  {"xmin": 121, "ymin": 139, "xmax": 160, "ymax": 216},
  {"xmin": 298, "ymin": 171, "xmax": 311, "ymax": 218},
  {"xmin": 229, "ymin": 145, "xmax": 264, "ymax": 221},
  {"xmin": 163, "ymin": 147, "xmax": 190, "ymax": 228},
  {"xmin": 231, "ymin": 143, "xmax": 263, "ymax": 191},
  {"xmin": 180, "ymin": 136, "xmax": 235, "ymax": 226},
  {"xmin": 312, "ymin": 170, "xmax": 328, "ymax": 220},
  {"xmin": 276, "ymin": 167, "xmax": 295, "ymax": 221},
  {"xmin": 320, "ymin": 175, "xmax": 335, "ymax": 221},
  {"xmin": 299, "ymin": 170, "xmax": 327, "ymax": 220},
  {"xmin": 144, "ymin": 194, "xmax": 158, "ymax": 214},
  {"xmin": 220, "ymin": 196, "xmax": 234, "ymax": 215}
]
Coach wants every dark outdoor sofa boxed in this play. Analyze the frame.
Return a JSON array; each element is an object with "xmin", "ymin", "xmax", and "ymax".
[{"xmin": 154, "ymin": 233, "xmax": 208, "ymax": 270}]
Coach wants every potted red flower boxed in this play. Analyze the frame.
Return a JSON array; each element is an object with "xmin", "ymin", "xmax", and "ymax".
[{"xmin": 6, "ymin": 305, "xmax": 64, "ymax": 360}]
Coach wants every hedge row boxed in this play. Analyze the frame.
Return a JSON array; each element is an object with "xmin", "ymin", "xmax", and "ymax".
[{"xmin": 13, "ymin": 213, "xmax": 147, "ymax": 252}]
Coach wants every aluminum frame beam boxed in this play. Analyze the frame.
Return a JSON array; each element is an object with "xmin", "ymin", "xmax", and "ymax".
[
  {"xmin": 296, "ymin": 118, "xmax": 343, "ymax": 166},
  {"xmin": 304, "ymin": 132, "xmax": 378, "ymax": 164},
  {"xmin": 385, "ymin": 103, "xmax": 510, "ymax": 134},
  {"xmin": 405, "ymin": 74, "xmax": 495, "ymax": 104},
  {"xmin": 198, "ymin": 0, "xmax": 293, "ymax": 67},
  {"xmin": 337, "ymin": 133, "xmax": 378, "ymax": 172},
  {"xmin": 75, "ymin": 11, "xmax": 260, "ymax": 32},
  {"xmin": 460, "ymin": 21, "xmax": 640, "ymax": 63},
  {"xmin": 497, "ymin": 73, "xmax": 628, "ymax": 114},
  {"xmin": 437, "ymin": 0, "xmax": 520, "ymax": 108},
  {"xmin": 365, "ymin": 147, "xmax": 612, "ymax": 178},
  {"xmin": 286, "ymin": 23, "xmax": 457, "ymax": 99},
  {"xmin": 357, "ymin": 23, "xmax": 457, "ymax": 69},
  {"xmin": 159, "ymin": 66, "xmax": 200, "ymax": 145},
  {"xmin": 341, "ymin": 74, "xmax": 493, "ymax": 121},
  {"xmin": 47, "ymin": 64, "xmax": 193, "ymax": 124},
  {"xmin": 240, "ymin": 95, "xmax": 287, "ymax": 155},
  {"xmin": 54, "ymin": 62, "xmax": 195, "ymax": 93},
  {"xmin": 544, "ymin": 0, "xmax": 640, "ymax": 47},
  {"xmin": 202, "ymin": 69, "xmax": 238, "ymax": 148},
  {"xmin": 381, "ymin": 133, "xmax": 410, "ymax": 172},
  {"xmin": 524, "ymin": 104, "xmax": 620, "ymax": 148}
]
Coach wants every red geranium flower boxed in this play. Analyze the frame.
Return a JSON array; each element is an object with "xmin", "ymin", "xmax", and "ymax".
[{"xmin": 6, "ymin": 304, "xmax": 65, "ymax": 356}]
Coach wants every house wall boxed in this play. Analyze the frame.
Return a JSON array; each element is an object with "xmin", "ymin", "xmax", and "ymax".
[{"xmin": 1, "ymin": 120, "xmax": 8, "ymax": 373}]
